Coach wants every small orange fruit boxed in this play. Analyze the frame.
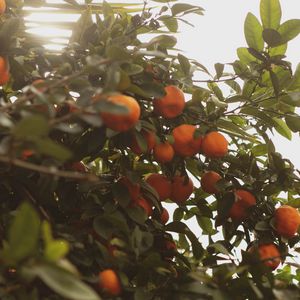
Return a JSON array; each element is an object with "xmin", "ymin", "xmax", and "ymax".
[
  {"xmin": 164, "ymin": 240, "xmax": 177, "ymax": 260},
  {"xmin": 229, "ymin": 189, "xmax": 256, "ymax": 221},
  {"xmin": 153, "ymin": 85, "xmax": 185, "ymax": 119},
  {"xmin": 146, "ymin": 174, "xmax": 172, "ymax": 201},
  {"xmin": 170, "ymin": 176, "xmax": 194, "ymax": 204},
  {"xmin": 201, "ymin": 171, "xmax": 222, "ymax": 194},
  {"xmin": 130, "ymin": 129, "xmax": 156, "ymax": 155},
  {"xmin": 172, "ymin": 124, "xmax": 202, "ymax": 157},
  {"xmin": 69, "ymin": 162, "xmax": 87, "ymax": 173},
  {"xmin": 119, "ymin": 177, "xmax": 140, "ymax": 202},
  {"xmin": 21, "ymin": 149, "xmax": 34, "ymax": 160},
  {"xmin": 0, "ymin": 57, "xmax": 9, "ymax": 86},
  {"xmin": 32, "ymin": 79, "xmax": 48, "ymax": 93},
  {"xmin": 135, "ymin": 197, "xmax": 153, "ymax": 216},
  {"xmin": 100, "ymin": 94, "xmax": 140, "ymax": 132},
  {"xmin": 250, "ymin": 244, "xmax": 281, "ymax": 270},
  {"xmin": 274, "ymin": 205, "xmax": 300, "ymax": 238},
  {"xmin": 99, "ymin": 269, "xmax": 121, "ymax": 296},
  {"xmin": 160, "ymin": 207, "xmax": 169, "ymax": 225},
  {"xmin": 153, "ymin": 142, "xmax": 174, "ymax": 163},
  {"xmin": 0, "ymin": 0, "xmax": 6, "ymax": 14},
  {"xmin": 201, "ymin": 131, "xmax": 228, "ymax": 158}
]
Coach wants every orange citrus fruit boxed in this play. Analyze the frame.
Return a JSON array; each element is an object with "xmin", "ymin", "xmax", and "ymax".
[
  {"xmin": 0, "ymin": 56, "xmax": 9, "ymax": 85},
  {"xmin": 98, "ymin": 269, "xmax": 121, "ymax": 296},
  {"xmin": 170, "ymin": 175, "xmax": 194, "ymax": 204},
  {"xmin": 130, "ymin": 129, "xmax": 156, "ymax": 155},
  {"xmin": 153, "ymin": 85, "xmax": 185, "ymax": 119},
  {"xmin": 0, "ymin": 0, "xmax": 6, "ymax": 14},
  {"xmin": 201, "ymin": 131, "xmax": 228, "ymax": 158},
  {"xmin": 274, "ymin": 205, "xmax": 300, "ymax": 238},
  {"xmin": 201, "ymin": 171, "xmax": 222, "ymax": 194},
  {"xmin": 135, "ymin": 197, "xmax": 153, "ymax": 216},
  {"xmin": 160, "ymin": 207, "xmax": 169, "ymax": 225},
  {"xmin": 229, "ymin": 189, "xmax": 256, "ymax": 221},
  {"xmin": 119, "ymin": 177, "xmax": 140, "ymax": 202},
  {"xmin": 146, "ymin": 174, "xmax": 172, "ymax": 201},
  {"xmin": 153, "ymin": 141, "xmax": 174, "ymax": 163},
  {"xmin": 100, "ymin": 94, "xmax": 140, "ymax": 132},
  {"xmin": 172, "ymin": 124, "xmax": 202, "ymax": 157},
  {"xmin": 250, "ymin": 244, "xmax": 281, "ymax": 270}
]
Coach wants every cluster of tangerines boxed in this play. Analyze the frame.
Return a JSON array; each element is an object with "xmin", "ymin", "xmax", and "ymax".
[{"xmin": 94, "ymin": 85, "xmax": 300, "ymax": 296}]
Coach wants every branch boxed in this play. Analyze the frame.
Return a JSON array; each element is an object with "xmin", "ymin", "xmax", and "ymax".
[
  {"xmin": 193, "ymin": 75, "xmax": 239, "ymax": 83},
  {"xmin": 0, "ymin": 156, "xmax": 99, "ymax": 181}
]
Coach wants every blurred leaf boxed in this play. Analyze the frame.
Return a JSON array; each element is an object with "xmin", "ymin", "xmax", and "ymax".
[
  {"xmin": 6, "ymin": 203, "xmax": 40, "ymax": 263},
  {"xmin": 287, "ymin": 63, "xmax": 300, "ymax": 91},
  {"xmin": 273, "ymin": 117, "xmax": 292, "ymax": 140},
  {"xmin": 285, "ymin": 115, "xmax": 300, "ymax": 132},
  {"xmin": 159, "ymin": 16, "xmax": 178, "ymax": 32},
  {"xmin": 214, "ymin": 63, "xmax": 224, "ymax": 80},
  {"xmin": 29, "ymin": 263, "xmax": 100, "ymax": 300},
  {"xmin": 171, "ymin": 3, "xmax": 204, "ymax": 16}
]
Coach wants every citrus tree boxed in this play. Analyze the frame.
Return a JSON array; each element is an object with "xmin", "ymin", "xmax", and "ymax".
[{"xmin": 0, "ymin": 0, "xmax": 300, "ymax": 299}]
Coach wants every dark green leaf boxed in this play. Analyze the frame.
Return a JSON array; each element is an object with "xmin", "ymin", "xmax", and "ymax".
[
  {"xmin": 13, "ymin": 115, "xmax": 49, "ymax": 138},
  {"xmin": 285, "ymin": 115, "xmax": 300, "ymax": 132},
  {"xmin": 262, "ymin": 28, "xmax": 282, "ymax": 47}
]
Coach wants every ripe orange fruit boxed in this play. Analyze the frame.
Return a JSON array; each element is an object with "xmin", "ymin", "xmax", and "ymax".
[
  {"xmin": 201, "ymin": 131, "xmax": 228, "ymax": 158},
  {"xmin": 135, "ymin": 197, "xmax": 153, "ymax": 216},
  {"xmin": 201, "ymin": 171, "xmax": 222, "ymax": 194},
  {"xmin": 130, "ymin": 129, "xmax": 156, "ymax": 155},
  {"xmin": 228, "ymin": 189, "xmax": 256, "ymax": 221},
  {"xmin": 119, "ymin": 177, "xmax": 140, "ymax": 202},
  {"xmin": 69, "ymin": 162, "xmax": 87, "ymax": 173},
  {"xmin": 250, "ymin": 244, "xmax": 281, "ymax": 270},
  {"xmin": 98, "ymin": 269, "xmax": 121, "ymax": 296},
  {"xmin": 172, "ymin": 124, "xmax": 202, "ymax": 157},
  {"xmin": 0, "ymin": 0, "xmax": 6, "ymax": 15},
  {"xmin": 100, "ymin": 94, "xmax": 140, "ymax": 132},
  {"xmin": 31, "ymin": 79, "xmax": 48, "ymax": 93},
  {"xmin": 170, "ymin": 176, "xmax": 194, "ymax": 204},
  {"xmin": 146, "ymin": 174, "xmax": 172, "ymax": 201},
  {"xmin": 160, "ymin": 207, "xmax": 169, "ymax": 224},
  {"xmin": 164, "ymin": 240, "xmax": 177, "ymax": 260},
  {"xmin": 153, "ymin": 142, "xmax": 174, "ymax": 163},
  {"xmin": 21, "ymin": 149, "xmax": 34, "ymax": 160},
  {"xmin": 274, "ymin": 205, "xmax": 300, "ymax": 238},
  {"xmin": 0, "ymin": 57, "xmax": 9, "ymax": 85},
  {"xmin": 153, "ymin": 85, "xmax": 185, "ymax": 119}
]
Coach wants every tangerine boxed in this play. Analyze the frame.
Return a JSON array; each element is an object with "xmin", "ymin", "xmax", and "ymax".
[
  {"xmin": 170, "ymin": 175, "xmax": 193, "ymax": 204},
  {"xmin": 274, "ymin": 205, "xmax": 300, "ymax": 238},
  {"xmin": 98, "ymin": 269, "xmax": 121, "ymax": 296},
  {"xmin": 201, "ymin": 171, "xmax": 222, "ymax": 194},
  {"xmin": 0, "ymin": 57, "xmax": 9, "ymax": 86},
  {"xmin": 153, "ymin": 85, "xmax": 185, "ymax": 119},
  {"xmin": 135, "ymin": 197, "xmax": 153, "ymax": 217},
  {"xmin": 250, "ymin": 244, "xmax": 281, "ymax": 270},
  {"xmin": 146, "ymin": 174, "xmax": 171, "ymax": 201},
  {"xmin": 100, "ymin": 94, "xmax": 140, "ymax": 132},
  {"xmin": 153, "ymin": 142, "xmax": 174, "ymax": 163},
  {"xmin": 160, "ymin": 207, "xmax": 169, "ymax": 225},
  {"xmin": 172, "ymin": 124, "xmax": 202, "ymax": 157},
  {"xmin": 229, "ymin": 189, "xmax": 256, "ymax": 221},
  {"xmin": 201, "ymin": 131, "xmax": 228, "ymax": 158},
  {"xmin": 119, "ymin": 177, "xmax": 140, "ymax": 202},
  {"xmin": 0, "ymin": 0, "xmax": 6, "ymax": 14}
]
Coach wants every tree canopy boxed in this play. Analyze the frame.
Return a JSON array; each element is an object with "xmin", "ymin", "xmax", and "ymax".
[{"xmin": 0, "ymin": 0, "xmax": 300, "ymax": 299}]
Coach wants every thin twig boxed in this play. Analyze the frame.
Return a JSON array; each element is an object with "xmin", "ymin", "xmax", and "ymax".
[{"xmin": 0, "ymin": 156, "xmax": 99, "ymax": 181}]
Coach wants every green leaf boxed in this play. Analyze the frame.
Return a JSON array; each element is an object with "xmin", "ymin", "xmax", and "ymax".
[
  {"xmin": 269, "ymin": 70, "xmax": 280, "ymax": 97},
  {"xmin": 278, "ymin": 19, "xmax": 300, "ymax": 44},
  {"xmin": 288, "ymin": 63, "xmax": 300, "ymax": 91},
  {"xmin": 214, "ymin": 63, "xmax": 224, "ymax": 80},
  {"xmin": 178, "ymin": 53, "xmax": 191, "ymax": 76},
  {"xmin": 237, "ymin": 47, "xmax": 257, "ymax": 65},
  {"xmin": 45, "ymin": 240, "xmax": 70, "ymax": 262},
  {"xmin": 35, "ymin": 138, "xmax": 72, "ymax": 161},
  {"xmin": 262, "ymin": 28, "xmax": 282, "ymax": 47},
  {"xmin": 273, "ymin": 117, "xmax": 292, "ymax": 140},
  {"xmin": 29, "ymin": 263, "xmax": 100, "ymax": 300},
  {"xmin": 13, "ymin": 115, "xmax": 49, "ymax": 138},
  {"xmin": 285, "ymin": 115, "xmax": 300, "ymax": 132},
  {"xmin": 252, "ymin": 144, "xmax": 268, "ymax": 156},
  {"xmin": 171, "ymin": 3, "xmax": 204, "ymax": 16},
  {"xmin": 269, "ymin": 43, "xmax": 287, "ymax": 56},
  {"xmin": 6, "ymin": 203, "xmax": 40, "ymax": 262},
  {"xmin": 196, "ymin": 216, "xmax": 214, "ymax": 235},
  {"xmin": 159, "ymin": 16, "xmax": 178, "ymax": 32},
  {"xmin": 260, "ymin": 0, "xmax": 281, "ymax": 29},
  {"xmin": 244, "ymin": 13, "xmax": 264, "ymax": 51},
  {"xmin": 148, "ymin": 35, "xmax": 177, "ymax": 48}
]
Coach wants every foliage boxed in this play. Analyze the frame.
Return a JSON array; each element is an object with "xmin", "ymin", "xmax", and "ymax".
[{"xmin": 0, "ymin": 0, "xmax": 299, "ymax": 299}]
